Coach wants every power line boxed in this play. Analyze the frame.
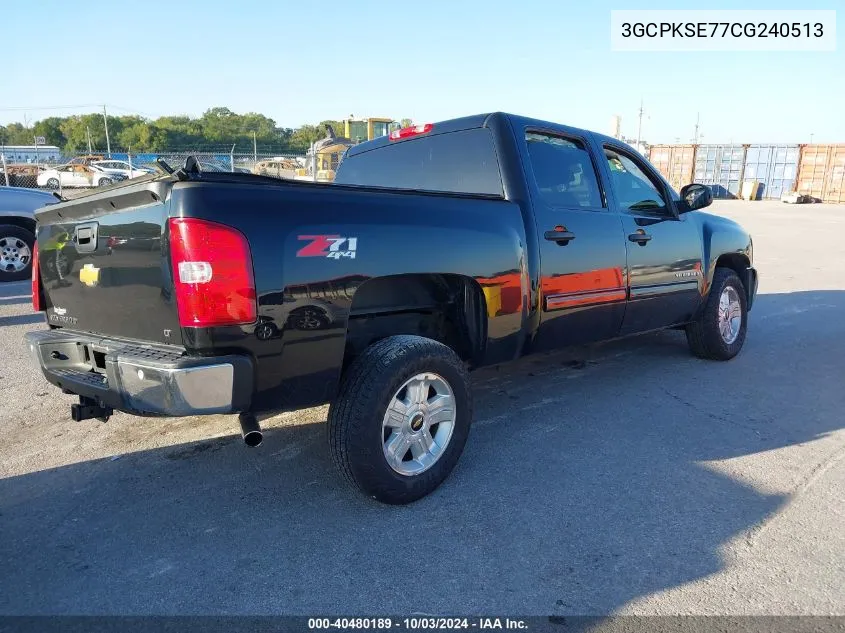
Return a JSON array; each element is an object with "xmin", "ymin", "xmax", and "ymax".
[
  {"xmin": 0, "ymin": 103, "xmax": 155, "ymax": 118},
  {"xmin": 0, "ymin": 104, "xmax": 103, "ymax": 112},
  {"xmin": 105, "ymin": 104, "xmax": 156, "ymax": 117}
]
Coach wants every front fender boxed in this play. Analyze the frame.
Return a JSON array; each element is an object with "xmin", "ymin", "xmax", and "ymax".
[{"xmin": 696, "ymin": 211, "xmax": 755, "ymax": 305}]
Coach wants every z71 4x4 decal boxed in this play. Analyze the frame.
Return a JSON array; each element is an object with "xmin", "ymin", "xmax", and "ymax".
[{"xmin": 297, "ymin": 235, "xmax": 358, "ymax": 260}]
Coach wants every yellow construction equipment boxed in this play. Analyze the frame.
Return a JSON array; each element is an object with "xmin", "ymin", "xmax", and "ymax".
[
  {"xmin": 343, "ymin": 117, "xmax": 393, "ymax": 144},
  {"xmin": 295, "ymin": 117, "xmax": 395, "ymax": 182}
]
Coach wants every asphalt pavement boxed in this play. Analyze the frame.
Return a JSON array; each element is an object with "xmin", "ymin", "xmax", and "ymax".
[{"xmin": 0, "ymin": 200, "xmax": 843, "ymax": 615}]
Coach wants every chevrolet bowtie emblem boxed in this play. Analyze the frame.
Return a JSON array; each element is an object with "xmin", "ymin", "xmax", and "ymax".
[{"xmin": 80, "ymin": 263, "xmax": 100, "ymax": 287}]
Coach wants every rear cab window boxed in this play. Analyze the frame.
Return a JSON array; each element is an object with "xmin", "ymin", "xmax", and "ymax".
[{"xmin": 334, "ymin": 127, "xmax": 504, "ymax": 196}]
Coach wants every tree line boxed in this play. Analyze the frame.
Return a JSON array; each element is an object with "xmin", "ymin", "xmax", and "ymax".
[{"xmin": 0, "ymin": 107, "xmax": 410, "ymax": 154}]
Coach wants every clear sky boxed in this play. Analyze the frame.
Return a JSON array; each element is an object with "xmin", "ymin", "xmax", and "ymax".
[{"xmin": 2, "ymin": 0, "xmax": 842, "ymax": 143}]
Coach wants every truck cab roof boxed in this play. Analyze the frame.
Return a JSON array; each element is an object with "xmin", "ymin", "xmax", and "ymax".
[{"xmin": 346, "ymin": 112, "xmax": 628, "ymax": 159}]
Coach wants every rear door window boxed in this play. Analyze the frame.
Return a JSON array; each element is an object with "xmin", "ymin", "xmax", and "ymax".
[
  {"xmin": 525, "ymin": 133, "xmax": 604, "ymax": 209},
  {"xmin": 335, "ymin": 128, "xmax": 503, "ymax": 196}
]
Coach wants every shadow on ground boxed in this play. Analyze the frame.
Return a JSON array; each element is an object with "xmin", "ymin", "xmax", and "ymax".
[
  {"xmin": 0, "ymin": 313, "xmax": 45, "ymax": 327},
  {"xmin": 0, "ymin": 290, "xmax": 843, "ymax": 615},
  {"xmin": 0, "ymin": 294, "xmax": 30, "ymax": 307}
]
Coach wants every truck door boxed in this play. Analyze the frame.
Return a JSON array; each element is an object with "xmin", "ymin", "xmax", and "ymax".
[
  {"xmin": 524, "ymin": 131, "xmax": 628, "ymax": 349},
  {"xmin": 601, "ymin": 144, "xmax": 704, "ymax": 334}
]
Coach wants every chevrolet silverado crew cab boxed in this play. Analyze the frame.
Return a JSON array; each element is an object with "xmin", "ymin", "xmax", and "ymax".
[{"xmin": 27, "ymin": 113, "xmax": 758, "ymax": 504}]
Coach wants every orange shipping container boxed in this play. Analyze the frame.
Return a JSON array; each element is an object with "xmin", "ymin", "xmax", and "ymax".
[
  {"xmin": 648, "ymin": 144, "xmax": 696, "ymax": 193},
  {"xmin": 796, "ymin": 144, "xmax": 845, "ymax": 204}
]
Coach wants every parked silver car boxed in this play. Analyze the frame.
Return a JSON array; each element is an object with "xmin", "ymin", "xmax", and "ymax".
[{"xmin": 0, "ymin": 187, "xmax": 56, "ymax": 281}]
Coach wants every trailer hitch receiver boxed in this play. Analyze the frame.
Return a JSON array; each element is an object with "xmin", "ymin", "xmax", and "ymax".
[{"xmin": 71, "ymin": 396, "xmax": 113, "ymax": 422}]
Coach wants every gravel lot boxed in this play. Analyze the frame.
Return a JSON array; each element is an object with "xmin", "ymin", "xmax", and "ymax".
[{"xmin": 0, "ymin": 199, "xmax": 843, "ymax": 616}]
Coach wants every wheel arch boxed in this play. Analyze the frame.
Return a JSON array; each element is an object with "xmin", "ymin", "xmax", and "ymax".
[
  {"xmin": 343, "ymin": 273, "xmax": 488, "ymax": 371},
  {"xmin": 714, "ymin": 252, "xmax": 750, "ymax": 282},
  {"xmin": 0, "ymin": 216, "xmax": 36, "ymax": 236},
  {"xmin": 700, "ymin": 215, "xmax": 754, "ymax": 310},
  {"xmin": 713, "ymin": 252, "xmax": 754, "ymax": 309}
]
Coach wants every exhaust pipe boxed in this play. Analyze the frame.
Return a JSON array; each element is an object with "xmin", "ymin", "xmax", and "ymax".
[{"xmin": 238, "ymin": 413, "xmax": 263, "ymax": 447}]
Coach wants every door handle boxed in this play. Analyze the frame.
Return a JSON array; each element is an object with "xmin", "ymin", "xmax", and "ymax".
[
  {"xmin": 74, "ymin": 222, "xmax": 99, "ymax": 253},
  {"xmin": 628, "ymin": 231, "xmax": 652, "ymax": 245},
  {"xmin": 544, "ymin": 230, "xmax": 576, "ymax": 244}
]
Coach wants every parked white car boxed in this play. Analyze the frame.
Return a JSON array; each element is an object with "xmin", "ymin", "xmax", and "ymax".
[
  {"xmin": 91, "ymin": 160, "xmax": 153, "ymax": 179},
  {"xmin": 36, "ymin": 164, "xmax": 123, "ymax": 189}
]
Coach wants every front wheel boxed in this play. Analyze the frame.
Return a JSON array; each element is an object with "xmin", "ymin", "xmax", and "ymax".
[
  {"xmin": 45, "ymin": 178, "xmax": 60, "ymax": 189},
  {"xmin": 97, "ymin": 178, "xmax": 113, "ymax": 187},
  {"xmin": 686, "ymin": 268, "xmax": 748, "ymax": 360},
  {"xmin": 328, "ymin": 335, "xmax": 472, "ymax": 504}
]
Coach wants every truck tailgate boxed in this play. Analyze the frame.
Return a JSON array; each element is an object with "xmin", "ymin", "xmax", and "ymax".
[{"xmin": 35, "ymin": 180, "xmax": 182, "ymax": 346}]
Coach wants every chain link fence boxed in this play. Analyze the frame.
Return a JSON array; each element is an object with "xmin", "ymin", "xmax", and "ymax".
[{"xmin": 1, "ymin": 149, "xmax": 307, "ymax": 195}]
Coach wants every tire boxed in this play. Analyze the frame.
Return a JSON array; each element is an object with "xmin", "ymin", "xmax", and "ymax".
[
  {"xmin": 0, "ymin": 224, "xmax": 36, "ymax": 282},
  {"xmin": 328, "ymin": 335, "xmax": 472, "ymax": 505},
  {"xmin": 46, "ymin": 178, "xmax": 59, "ymax": 189},
  {"xmin": 98, "ymin": 178, "xmax": 113, "ymax": 187},
  {"xmin": 686, "ymin": 268, "xmax": 748, "ymax": 360}
]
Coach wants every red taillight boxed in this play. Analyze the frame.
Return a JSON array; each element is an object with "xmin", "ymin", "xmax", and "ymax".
[
  {"xmin": 388, "ymin": 123, "xmax": 433, "ymax": 141},
  {"xmin": 168, "ymin": 218, "xmax": 256, "ymax": 327},
  {"xmin": 31, "ymin": 242, "xmax": 43, "ymax": 312}
]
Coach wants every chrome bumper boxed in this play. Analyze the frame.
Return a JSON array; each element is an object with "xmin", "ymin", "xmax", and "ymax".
[{"xmin": 25, "ymin": 329, "xmax": 253, "ymax": 416}]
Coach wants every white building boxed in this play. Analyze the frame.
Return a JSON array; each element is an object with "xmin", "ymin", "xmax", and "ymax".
[
  {"xmin": 0, "ymin": 145, "xmax": 62, "ymax": 164},
  {"xmin": 609, "ymin": 115, "xmax": 622, "ymax": 139}
]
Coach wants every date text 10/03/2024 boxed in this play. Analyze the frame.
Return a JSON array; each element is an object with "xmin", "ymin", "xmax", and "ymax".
[{"xmin": 307, "ymin": 618, "xmax": 529, "ymax": 630}]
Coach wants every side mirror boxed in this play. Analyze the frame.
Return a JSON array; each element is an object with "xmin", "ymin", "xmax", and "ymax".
[{"xmin": 679, "ymin": 183, "xmax": 712, "ymax": 212}]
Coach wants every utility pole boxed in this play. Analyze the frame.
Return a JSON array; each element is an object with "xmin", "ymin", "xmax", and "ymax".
[
  {"xmin": 810, "ymin": 133, "xmax": 814, "ymax": 144},
  {"xmin": 253, "ymin": 131, "xmax": 258, "ymax": 163},
  {"xmin": 636, "ymin": 99, "xmax": 644, "ymax": 150},
  {"xmin": 102, "ymin": 105, "xmax": 112, "ymax": 157},
  {"xmin": 86, "ymin": 126, "xmax": 93, "ymax": 154},
  {"xmin": 693, "ymin": 113, "xmax": 700, "ymax": 144}
]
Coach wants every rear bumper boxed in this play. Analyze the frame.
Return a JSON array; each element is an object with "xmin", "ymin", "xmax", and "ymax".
[
  {"xmin": 746, "ymin": 266, "xmax": 759, "ymax": 311},
  {"xmin": 25, "ymin": 329, "xmax": 253, "ymax": 416}
]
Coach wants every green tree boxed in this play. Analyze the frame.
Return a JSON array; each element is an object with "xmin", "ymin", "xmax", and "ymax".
[
  {"xmin": 288, "ymin": 120, "xmax": 345, "ymax": 151},
  {"xmin": 2, "ymin": 108, "xmax": 395, "ymax": 154},
  {"xmin": 33, "ymin": 117, "xmax": 67, "ymax": 148},
  {"xmin": 1, "ymin": 123, "xmax": 34, "ymax": 145},
  {"xmin": 58, "ymin": 114, "xmax": 111, "ymax": 152},
  {"xmin": 117, "ymin": 122, "xmax": 169, "ymax": 152}
]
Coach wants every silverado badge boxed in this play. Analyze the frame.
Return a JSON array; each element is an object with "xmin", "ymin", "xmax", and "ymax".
[{"xmin": 80, "ymin": 264, "xmax": 101, "ymax": 287}]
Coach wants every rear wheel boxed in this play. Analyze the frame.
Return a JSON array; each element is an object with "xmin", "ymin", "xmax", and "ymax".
[
  {"xmin": 0, "ymin": 225, "xmax": 35, "ymax": 282},
  {"xmin": 46, "ymin": 178, "xmax": 59, "ymax": 189},
  {"xmin": 328, "ymin": 335, "xmax": 472, "ymax": 504},
  {"xmin": 686, "ymin": 268, "xmax": 748, "ymax": 360}
]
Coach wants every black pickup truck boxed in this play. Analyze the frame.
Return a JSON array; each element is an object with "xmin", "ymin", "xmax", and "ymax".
[{"xmin": 27, "ymin": 113, "xmax": 757, "ymax": 504}]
